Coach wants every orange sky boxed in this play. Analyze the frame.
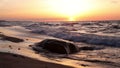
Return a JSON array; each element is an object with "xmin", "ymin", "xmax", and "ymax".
[{"xmin": 0, "ymin": 0, "xmax": 120, "ymax": 21}]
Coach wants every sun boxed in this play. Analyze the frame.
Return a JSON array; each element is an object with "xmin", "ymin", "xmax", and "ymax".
[
  {"xmin": 47, "ymin": 0, "xmax": 94, "ymax": 21},
  {"xmin": 68, "ymin": 17, "xmax": 76, "ymax": 21},
  {"xmin": 69, "ymin": 17, "xmax": 75, "ymax": 21}
]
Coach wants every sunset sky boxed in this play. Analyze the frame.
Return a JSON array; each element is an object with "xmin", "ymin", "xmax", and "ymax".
[{"xmin": 0, "ymin": 0, "xmax": 120, "ymax": 21}]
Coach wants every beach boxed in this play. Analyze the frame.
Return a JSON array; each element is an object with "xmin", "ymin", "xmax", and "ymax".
[{"xmin": 0, "ymin": 21, "xmax": 120, "ymax": 68}]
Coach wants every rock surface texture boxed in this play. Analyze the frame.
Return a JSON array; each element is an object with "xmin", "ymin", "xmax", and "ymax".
[{"xmin": 34, "ymin": 39, "xmax": 79, "ymax": 54}]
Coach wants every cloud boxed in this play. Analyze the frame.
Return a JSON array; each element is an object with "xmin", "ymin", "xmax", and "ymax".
[{"xmin": 110, "ymin": 0, "xmax": 119, "ymax": 4}]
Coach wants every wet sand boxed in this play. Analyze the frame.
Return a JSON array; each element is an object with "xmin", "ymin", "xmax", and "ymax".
[{"xmin": 0, "ymin": 52, "xmax": 73, "ymax": 68}]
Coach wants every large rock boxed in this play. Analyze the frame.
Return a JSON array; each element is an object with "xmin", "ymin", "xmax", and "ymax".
[{"xmin": 34, "ymin": 39, "xmax": 79, "ymax": 54}]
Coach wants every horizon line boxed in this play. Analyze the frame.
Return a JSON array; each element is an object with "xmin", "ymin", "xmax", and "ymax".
[{"xmin": 0, "ymin": 19, "xmax": 120, "ymax": 23}]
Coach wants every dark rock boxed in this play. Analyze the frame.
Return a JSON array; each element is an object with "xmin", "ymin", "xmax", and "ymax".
[
  {"xmin": 79, "ymin": 46, "xmax": 95, "ymax": 50},
  {"xmin": 80, "ymin": 64, "xmax": 89, "ymax": 67},
  {"xmin": 26, "ymin": 39, "xmax": 29, "ymax": 40},
  {"xmin": 112, "ymin": 25, "xmax": 120, "ymax": 29},
  {"xmin": 29, "ymin": 45, "xmax": 33, "ymax": 47},
  {"xmin": 18, "ymin": 48, "xmax": 21, "ymax": 50},
  {"xmin": 0, "ymin": 34, "xmax": 24, "ymax": 43},
  {"xmin": 79, "ymin": 46, "xmax": 104, "ymax": 51},
  {"xmin": 9, "ymin": 45, "xmax": 12, "ymax": 49},
  {"xmin": 34, "ymin": 39, "xmax": 79, "ymax": 54}
]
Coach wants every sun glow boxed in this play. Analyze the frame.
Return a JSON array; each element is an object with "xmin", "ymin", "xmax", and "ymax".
[
  {"xmin": 69, "ymin": 17, "xmax": 75, "ymax": 21},
  {"xmin": 1, "ymin": 0, "xmax": 119, "ymax": 21},
  {"xmin": 47, "ymin": 0, "xmax": 94, "ymax": 21}
]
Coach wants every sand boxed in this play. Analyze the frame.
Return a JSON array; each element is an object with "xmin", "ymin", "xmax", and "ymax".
[{"xmin": 0, "ymin": 52, "xmax": 73, "ymax": 68}]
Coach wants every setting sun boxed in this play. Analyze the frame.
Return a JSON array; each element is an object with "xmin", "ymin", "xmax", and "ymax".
[
  {"xmin": 47, "ymin": 0, "xmax": 95, "ymax": 21},
  {"xmin": 69, "ymin": 17, "xmax": 75, "ymax": 21}
]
